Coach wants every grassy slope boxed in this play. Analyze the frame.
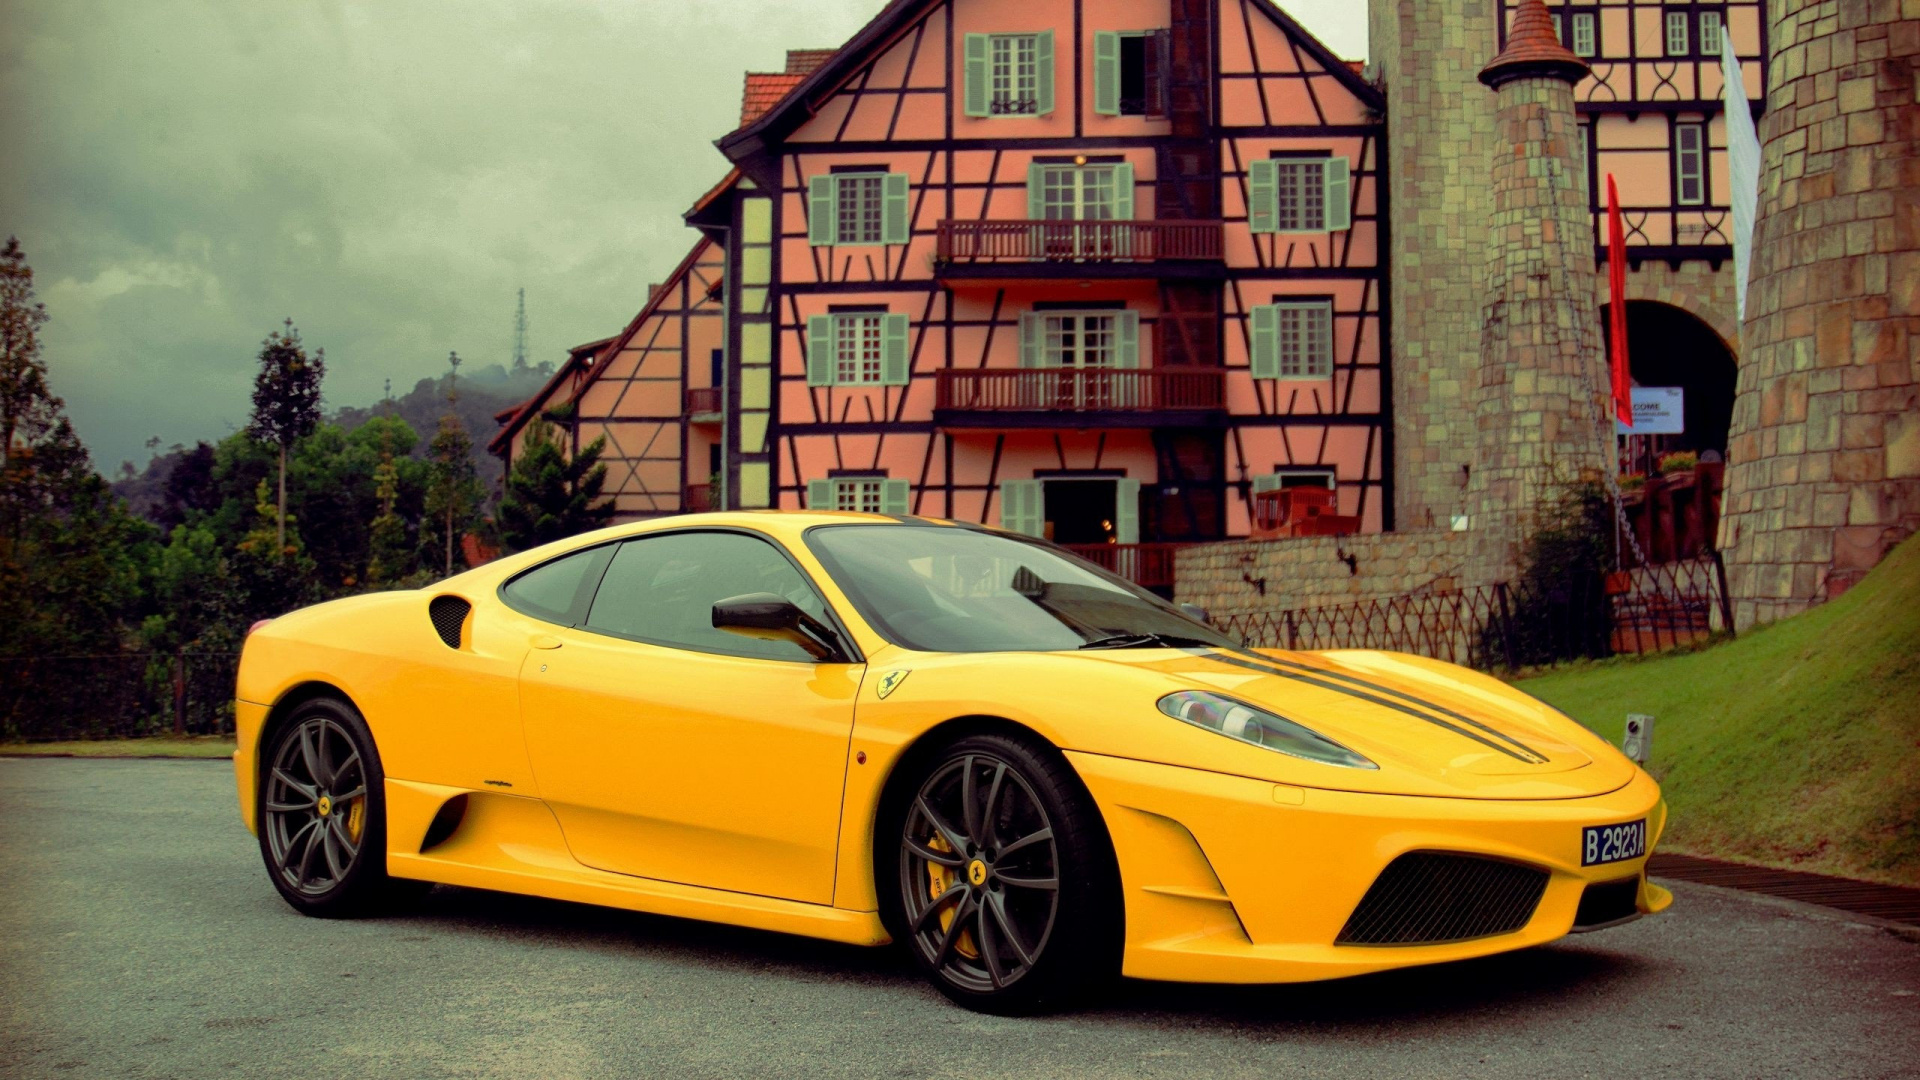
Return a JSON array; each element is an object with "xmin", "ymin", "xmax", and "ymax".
[
  {"xmin": 1518, "ymin": 536, "xmax": 1920, "ymax": 886},
  {"xmin": 0, "ymin": 736, "xmax": 237, "ymax": 759}
]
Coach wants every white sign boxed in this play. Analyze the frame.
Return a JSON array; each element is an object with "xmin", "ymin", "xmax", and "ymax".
[{"xmin": 1616, "ymin": 386, "xmax": 1684, "ymax": 435}]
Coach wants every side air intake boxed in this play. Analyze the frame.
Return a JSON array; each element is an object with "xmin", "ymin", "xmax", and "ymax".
[
  {"xmin": 1336, "ymin": 852, "xmax": 1549, "ymax": 946},
  {"xmin": 428, "ymin": 596, "xmax": 471, "ymax": 649}
]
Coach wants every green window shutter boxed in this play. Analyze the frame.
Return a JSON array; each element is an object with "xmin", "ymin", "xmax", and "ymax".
[
  {"xmin": 809, "ymin": 175, "xmax": 837, "ymax": 246},
  {"xmin": 1019, "ymin": 311, "xmax": 1043, "ymax": 368},
  {"xmin": 1323, "ymin": 157, "xmax": 1351, "ymax": 232},
  {"xmin": 808, "ymin": 479, "xmax": 834, "ymax": 509},
  {"xmin": 1116, "ymin": 310, "xmax": 1140, "ymax": 368},
  {"xmin": 964, "ymin": 34, "xmax": 990, "ymax": 117},
  {"xmin": 882, "ymin": 172, "xmax": 910, "ymax": 245},
  {"xmin": 807, "ymin": 315, "xmax": 835, "ymax": 386},
  {"xmin": 881, "ymin": 478, "xmax": 911, "ymax": 516},
  {"xmin": 1093, "ymin": 32, "xmax": 1121, "ymax": 115},
  {"xmin": 1000, "ymin": 479, "xmax": 1041, "ymax": 536},
  {"xmin": 882, "ymin": 312, "xmax": 911, "ymax": 385},
  {"xmin": 1250, "ymin": 304, "xmax": 1280, "ymax": 379},
  {"xmin": 1113, "ymin": 162, "xmax": 1135, "ymax": 220},
  {"xmin": 1115, "ymin": 478, "xmax": 1141, "ymax": 544},
  {"xmin": 1247, "ymin": 159, "xmax": 1277, "ymax": 234},
  {"xmin": 1251, "ymin": 473, "xmax": 1283, "ymax": 496},
  {"xmin": 1027, "ymin": 162, "xmax": 1046, "ymax": 220},
  {"xmin": 1035, "ymin": 30, "xmax": 1056, "ymax": 115}
]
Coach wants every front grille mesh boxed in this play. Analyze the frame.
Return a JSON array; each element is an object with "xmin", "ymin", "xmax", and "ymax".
[
  {"xmin": 1337, "ymin": 852, "xmax": 1549, "ymax": 946},
  {"xmin": 428, "ymin": 596, "xmax": 470, "ymax": 649}
]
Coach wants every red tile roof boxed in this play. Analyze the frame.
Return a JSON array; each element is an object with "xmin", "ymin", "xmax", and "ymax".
[
  {"xmin": 741, "ymin": 72, "xmax": 806, "ymax": 127},
  {"xmin": 785, "ymin": 49, "xmax": 836, "ymax": 75},
  {"xmin": 1480, "ymin": 0, "xmax": 1589, "ymax": 88}
]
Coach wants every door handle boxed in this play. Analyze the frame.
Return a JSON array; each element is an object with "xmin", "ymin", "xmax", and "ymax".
[{"xmin": 530, "ymin": 634, "xmax": 563, "ymax": 650}]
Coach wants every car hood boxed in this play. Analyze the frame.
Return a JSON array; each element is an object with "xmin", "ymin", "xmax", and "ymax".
[{"xmin": 1072, "ymin": 645, "xmax": 1639, "ymax": 800}]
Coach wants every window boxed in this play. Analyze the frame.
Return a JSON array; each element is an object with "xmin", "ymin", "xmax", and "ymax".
[
  {"xmin": 1252, "ymin": 469, "xmax": 1337, "ymax": 495},
  {"xmin": 806, "ymin": 171, "xmax": 909, "ymax": 246},
  {"xmin": 499, "ymin": 546, "xmax": 611, "ymax": 625},
  {"xmin": 1550, "ymin": 14, "xmax": 1562, "ymax": 43},
  {"xmin": 807, "ymin": 312, "xmax": 910, "ymax": 386},
  {"xmin": 1247, "ymin": 156, "xmax": 1352, "ymax": 233},
  {"xmin": 1665, "ymin": 11, "xmax": 1691, "ymax": 57},
  {"xmin": 1675, "ymin": 123, "xmax": 1706, "ymax": 206},
  {"xmin": 1572, "ymin": 12, "xmax": 1597, "ymax": 58},
  {"xmin": 1094, "ymin": 30, "xmax": 1167, "ymax": 117},
  {"xmin": 582, "ymin": 531, "xmax": 832, "ymax": 662},
  {"xmin": 1576, "ymin": 122, "xmax": 1593, "ymax": 202},
  {"xmin": 1249, "ymin": 300, "xmax": 1334, "ymax": 380},
  {"xmin": 1699, "ymin": 10, "xmax": 1724, "ymax": 55},
  {"xmin": 962, "ymin": 32, "xmax": 1055, "ymax": 117},
  {"xmin": 1035, "ymin": 164, "xmax": 1121, "ymax": 221},
  {"xmin": 807, "ymin": 477, "xmax": 910, "ymax": 516}
]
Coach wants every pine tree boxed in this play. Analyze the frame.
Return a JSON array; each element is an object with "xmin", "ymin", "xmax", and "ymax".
[
  {"xmin": 423, "ymin": 352, "xmax": 481, "ymax": 575},
  {"xmin": 248, "ymin": 319, "xmax": 325, "ymax": 558},
  {"xmin": 495, "ymin": 408, "xmax": 614, "ymax": 553},
  {"xmin": 365, "ymin": 399, "xmax": 411, "ymax": 585},
  {"xmin": 0, "ymin": 238, "xmax": 53, "ymax": 480}
]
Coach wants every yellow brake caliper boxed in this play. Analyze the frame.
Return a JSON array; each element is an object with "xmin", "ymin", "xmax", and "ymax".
[
  {"xmin": 924, "ymin": 833, "xmax": 979, "ymax": 959},
  {"xmin": 346, "ymin": 797, "xmax": 366, "ymax": 845}
]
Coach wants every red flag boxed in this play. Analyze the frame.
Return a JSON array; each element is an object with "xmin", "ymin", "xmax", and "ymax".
[{"xmin": 1606, "ymin": 174, "xmax": 1632, "ymax": 427}]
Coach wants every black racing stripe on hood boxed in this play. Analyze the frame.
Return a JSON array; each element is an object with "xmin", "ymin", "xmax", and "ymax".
[
  {"xmin": 1216, "ymin": 645, "xmax": 1548, "ymax": 764},
  {"xmin": 1189, "ymin": 649, "xmax": 1546, "ymax": 764}
]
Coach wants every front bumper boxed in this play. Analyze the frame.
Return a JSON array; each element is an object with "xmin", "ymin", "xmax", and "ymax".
[{"xmin": 1068, "ymin": 751, "xmax": 1670, "ymax": 984}]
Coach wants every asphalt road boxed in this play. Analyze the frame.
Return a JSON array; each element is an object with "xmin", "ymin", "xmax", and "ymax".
[{"xmin": 2, "ymin": 759, "xmax": 1916, "ymax": 1080}]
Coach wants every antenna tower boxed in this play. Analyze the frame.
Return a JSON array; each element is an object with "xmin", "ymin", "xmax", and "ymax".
[{"xmin": 511, "ymin": 288, "xmax": 529, "ymax": 371}]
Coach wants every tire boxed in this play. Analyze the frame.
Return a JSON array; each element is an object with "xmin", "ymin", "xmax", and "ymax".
[
  {"xmin": 882, "ymin": 732, "xmax": 1122, "ymax": 1014},
  {"xmin": 256, "ymin": 695, "xmax": 426, "ymax": 918}
]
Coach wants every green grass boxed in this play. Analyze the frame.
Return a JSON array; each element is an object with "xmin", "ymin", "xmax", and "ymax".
[
  {"xmin": 0, "ymin": 735, "xmax": 237, "ymax": 759},
  {"xmin": 1517, "ymin": 536, "xmax": 1920, "ymax": 887}
]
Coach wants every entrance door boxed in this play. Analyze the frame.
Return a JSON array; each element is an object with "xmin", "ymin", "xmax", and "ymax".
[{"xmin": 517, "ymin": 529, "xmax": 860, "ymax": 905}]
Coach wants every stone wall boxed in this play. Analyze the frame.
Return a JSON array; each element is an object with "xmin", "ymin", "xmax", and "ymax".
[
  {"xmin": 1173, "ymin": 530, "xmax": 1475, "ymax": 619},
  {"xmin": 1719, "ymin": 0, "xmax": 1920, "ymax": 628},
  {"xmin": 1596, "ymin": 260, "xmax": 1741, "ymax": 350}
]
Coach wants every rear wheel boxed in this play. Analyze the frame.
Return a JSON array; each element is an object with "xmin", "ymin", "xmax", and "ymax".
[
  {"xmin": 887, "ymin": 733, "xmax": 1120, "ymax": 1013},
  {"xmin": 257, "ymin": 695, "xmax": 424, "ymax": 917}
]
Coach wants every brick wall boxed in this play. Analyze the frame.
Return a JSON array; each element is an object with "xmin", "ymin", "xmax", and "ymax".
[
  {"xmin": 1719, "ymin": 0, "xmax": 1920, "ymax": 627},
  {"xmin": 1172, "ymin": 530, "xmax": 1475, "ymax": 619}
]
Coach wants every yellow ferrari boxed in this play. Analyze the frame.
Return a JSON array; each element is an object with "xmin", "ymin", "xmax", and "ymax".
[{"xmin": 235, "ymin": 511, "xmax": 1669, "ymax": 1012}]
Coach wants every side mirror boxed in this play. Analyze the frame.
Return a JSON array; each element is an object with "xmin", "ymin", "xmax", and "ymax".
[
  {"xmin": 712, "ymin": 592, "xmax": 842, "ymax": 661},
  {"xmin": 1178, "ymin": 602, "xmax": 1212, "ymax": 626}
]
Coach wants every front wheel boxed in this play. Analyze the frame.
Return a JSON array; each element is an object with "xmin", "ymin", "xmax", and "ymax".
[{"xmin": 888, "ymin": 733, "xmax": 1121, "ymax": 1013}]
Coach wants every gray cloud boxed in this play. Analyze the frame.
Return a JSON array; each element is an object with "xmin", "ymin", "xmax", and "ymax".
[{"xmin": 0, "ymin": 0, "xmax": 1365, "ymax": 473}]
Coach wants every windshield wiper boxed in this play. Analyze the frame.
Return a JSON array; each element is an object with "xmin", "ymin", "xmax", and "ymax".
[{"xmin": 1078, "ymin": 632, "xmax": 1213, "ymax": 651}]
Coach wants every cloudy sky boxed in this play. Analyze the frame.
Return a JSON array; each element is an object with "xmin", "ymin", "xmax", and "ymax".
[{"xmin": 0, "ymin": 0, "xmax": 1367, "ymax": 473}]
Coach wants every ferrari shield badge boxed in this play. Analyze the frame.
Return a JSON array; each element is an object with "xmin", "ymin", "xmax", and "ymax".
[{"xmin": 875, "ymin": 669, "xmax": 911, "ymax": 700}]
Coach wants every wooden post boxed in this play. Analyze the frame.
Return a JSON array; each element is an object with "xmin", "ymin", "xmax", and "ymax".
[{"xmin": 172, "ymin": 652, "xmax": 187, "ymax": 736}]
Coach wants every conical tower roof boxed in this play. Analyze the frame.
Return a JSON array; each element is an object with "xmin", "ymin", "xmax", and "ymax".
[{"xmin": 1479, "ymin": 0, "xmax": 1591, "ymax": 88}]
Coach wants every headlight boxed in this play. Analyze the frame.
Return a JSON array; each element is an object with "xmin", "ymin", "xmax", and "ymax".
[{"xmin": 1157, "ymin": 690, "xmax": 1376, "ymax": 770}]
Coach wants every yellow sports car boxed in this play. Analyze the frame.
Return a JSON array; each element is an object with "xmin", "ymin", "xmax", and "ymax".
[{"xmin": 235, "ymin": 512, "xmax": 1668, "ymax": 1012}]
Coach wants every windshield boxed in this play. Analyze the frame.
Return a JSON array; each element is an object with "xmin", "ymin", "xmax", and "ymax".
[{"xmin": 805, "ymin": 524, "xmax": 1238, "ymax": 653}]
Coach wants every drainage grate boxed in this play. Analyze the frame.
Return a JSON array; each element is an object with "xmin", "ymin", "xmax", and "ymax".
[
  {"xmin": 427, "ymin": 596, "xmax": 470, "ymax": 650},
  {"xmin": 1650, "ymin": 852, "xmax": 1920, "ymax": 928},
  {"xmin": 1337, "ymin": 852, "xmax": 1550, "ymax": 946}
]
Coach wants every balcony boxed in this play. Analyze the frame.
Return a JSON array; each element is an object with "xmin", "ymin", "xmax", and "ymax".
[
  {"xmin": 934, "ymin": 368, "xmax": 1226, "ymax": 428},
  {"xmin": 685, "ymin": 387, "xmax": 721, "ymax": 420},
  {"xmin": 1060, "ymin": 543, "xmax": 1189, "ymax": 590},
  {"xmin": 935, "ymin": 220, "xmax": 1224, "ymax": 281},
  {"xmin": 682, "ymin": 483, "xmax": 714, "ymax": 513}
]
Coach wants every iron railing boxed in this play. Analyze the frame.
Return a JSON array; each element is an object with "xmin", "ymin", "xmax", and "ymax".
[
  {"xmin": 1213, "ymin": 554, "xmax": 1733, "ymax": 672},
  {"xmin": 935, "ymin": 368, "xmax": 1225, "ymax": 413},
  {"xmin": 1061, "ymin": 543, "xmax": 1190, "ymax": 589},
  {"xmin": 685, "ymin": 387, "xmax": 722, "ymax": 416},
  {"xmin": 0, "ymin": 652, "xmax": 242, "ymax": 741},
  {"xmin": 936, "ymin": 220, "xmax": 1223, "ymax": 263}
]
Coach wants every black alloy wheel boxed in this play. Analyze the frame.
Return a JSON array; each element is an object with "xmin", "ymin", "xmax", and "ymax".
[{"xmin": 891, "ymin": 733, "xmax": 1120, "ymax": 1013}]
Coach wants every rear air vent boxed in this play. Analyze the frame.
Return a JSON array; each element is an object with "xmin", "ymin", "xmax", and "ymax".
[
  {"xmin": 428, "ymin": 596, "xmax": 470, "ymax": 649},
  {"xmin": 1336, "ymin": 852, "xmax": 1549, "ymax": 946}
]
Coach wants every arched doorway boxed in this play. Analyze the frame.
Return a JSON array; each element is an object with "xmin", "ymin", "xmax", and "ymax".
[{"xmin": 1601, "ymin": 300, "xmax": 1740, "ymax": 457}]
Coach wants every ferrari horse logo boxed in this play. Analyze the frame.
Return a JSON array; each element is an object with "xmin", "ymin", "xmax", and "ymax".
[{"xmin": 875, "ymin": 669, "xmax": 910, "ymax": 699}]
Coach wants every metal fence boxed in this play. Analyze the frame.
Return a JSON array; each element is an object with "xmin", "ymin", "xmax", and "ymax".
[
  {"xmin": 0, "ymin": 652, "xmax": 241, "ymax": 742},
  {"xmin": 1215, "ymin": 555, "xmax": 1733, "ymax": 673}
]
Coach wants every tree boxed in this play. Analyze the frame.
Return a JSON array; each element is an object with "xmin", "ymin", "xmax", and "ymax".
[
  {"xmin": 0, "ymin": 237, "xmax": 53, "ymax": 477},
  {"xmin": 423, "ymin": 352, "xmax": 482, "ymax": 575},
  {"xmin": 495, "ymin": 407, "xmax": 614, "ymax": 553},
  {"xmin": 248, "ymin": 319, "xmax": 325, "ymax": 557},
  {"xmin": 366, "ymin": 398, "xmax": 413, "ymax": 586}
]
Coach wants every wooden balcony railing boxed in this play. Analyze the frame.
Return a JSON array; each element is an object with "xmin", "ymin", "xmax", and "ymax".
[
  {"xmin": 937, "ymin": 220, "xmax": 1222, "ymax": 264},
  {"xmin": 682, "ymin": 484, "xmax": 713, "ymax": 513},
  {"xmin": 685, "ymin": 387, "xmax": 722, "ymax": 416},
  {"xmin": 935, "ymin": 368, "xmax": 1225, "ymax": 413},
  {"xmin": 1060, "ymin": 543, "xmax": 1189, "ymax": 589}
]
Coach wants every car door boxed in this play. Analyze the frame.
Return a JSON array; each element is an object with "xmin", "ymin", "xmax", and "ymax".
[{"xmin": 516, "ymin": 528, "xmax": 862, "ymax": 905}]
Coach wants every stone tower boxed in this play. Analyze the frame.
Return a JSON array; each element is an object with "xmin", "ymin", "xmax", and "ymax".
[
  {"xmin": 1719, "ymin": 0, "xmax": 1920, "ymax": 628},
  {"xmin": 1368, "ymin": 0, "xmax": 1502, "ymax": 533},
  {"xmin": 1465, "ymin": 0, "xmax": 1613, "ymax": 579}
]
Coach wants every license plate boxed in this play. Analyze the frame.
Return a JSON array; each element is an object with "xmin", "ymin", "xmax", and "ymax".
[{"xmin": 1582, "ymin": 819, "xmax": 1647, "ymax": 867}]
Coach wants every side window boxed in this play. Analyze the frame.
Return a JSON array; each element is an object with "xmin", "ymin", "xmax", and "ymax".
[
  {"xmin": 583, "ymin": 532, "xmax": 832, "ymax": 662},
  {"xmin": 1248, "ymin": 156, "xmax": 1352, "ymax": 234},
  {"xmin": 499, "ymin": 546, "xmax": 609, "ymax": 625}
]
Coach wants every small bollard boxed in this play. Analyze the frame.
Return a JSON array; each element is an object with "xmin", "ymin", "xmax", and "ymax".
[{"xmin": 1622, "ymin": 714, "xmax": 1654, "ymax": 764}]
